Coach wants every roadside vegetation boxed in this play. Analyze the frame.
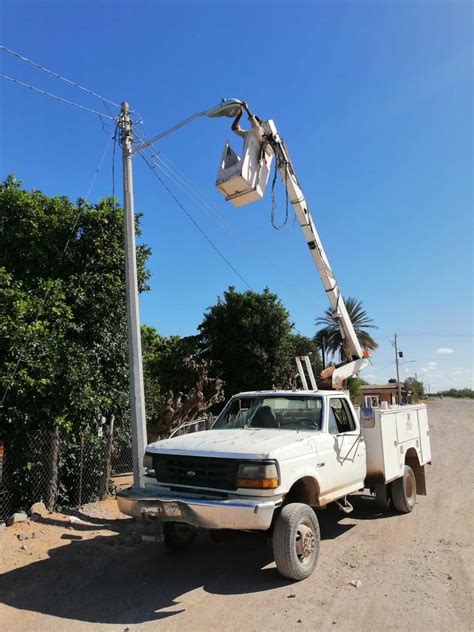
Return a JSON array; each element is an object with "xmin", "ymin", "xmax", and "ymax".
[
  {"xmin": 0, "ymin": 178, "xmax": 319, "ymax": 507},
  {"xmin": 436, "ymin": 388, "xmax": 474, "ymax": 399},
  {"xmin": 314, "ymin": 296, "xmax": 378, "ymax": 361}
]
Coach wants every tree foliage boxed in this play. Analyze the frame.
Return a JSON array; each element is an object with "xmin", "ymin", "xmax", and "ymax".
[
  {"xmin": 405, "ymin": 376, "xmax": 425, "ymax": 402},
  {"xmin": 437, "ymin": 388, "xmax": 473, "ymax": 399},
  {"xmin": 346, "ymin": 376, "xmax": 368, "ymax": 403},
  {"xmin": 198, "ymin": 286, "xmax": 320, "ymax": 397},
  {"xmin": 141, "ymin": 326, "xmax": 224, "ymax": 439},
  {"xmin": 314, "ymin": 296, "xmax": 378, "ymax": 361},
  {"xmin": 0, "ymin": 176, "xmax": 150, "ymax": 508}
]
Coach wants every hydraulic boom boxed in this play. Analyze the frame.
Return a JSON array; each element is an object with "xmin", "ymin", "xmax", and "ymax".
[{"xmin": 212, "ymin": 101, "xmax": 368, "ymax": 388}]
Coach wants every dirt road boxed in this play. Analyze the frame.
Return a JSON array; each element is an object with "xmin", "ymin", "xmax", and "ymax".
[{"xmin": 1, "ymin": 398, "xmax": 472, "ymax": 631}]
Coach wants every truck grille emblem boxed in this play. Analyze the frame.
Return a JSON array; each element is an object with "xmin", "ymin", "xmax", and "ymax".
[{"xmin": 187, "ymin": 470, "xmax": 196, "ymax": 477}]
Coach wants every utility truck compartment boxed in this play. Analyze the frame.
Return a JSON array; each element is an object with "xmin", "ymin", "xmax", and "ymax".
[{"xmin": 360, "ymin": 404, "xmax": 431, "ymax": 486}]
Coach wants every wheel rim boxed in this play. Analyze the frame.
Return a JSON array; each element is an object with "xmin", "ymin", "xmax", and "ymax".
[
  {"xmin": 295, "ymin": 519, "xmax": 317, "ymax": 566},
  {"xmin": 405, "ymin": 472, "xmax": 415, "ymax": 504}
]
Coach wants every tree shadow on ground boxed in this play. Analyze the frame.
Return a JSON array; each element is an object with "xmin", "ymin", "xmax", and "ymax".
[{"xmin": 0, "ymin": 495, "xmax": 396, "ymax": 625}]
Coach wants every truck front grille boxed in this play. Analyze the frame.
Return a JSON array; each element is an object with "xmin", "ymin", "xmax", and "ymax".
[{"xmin": 153, "ymin": 454, "xmax": 239, "ymax": 491}]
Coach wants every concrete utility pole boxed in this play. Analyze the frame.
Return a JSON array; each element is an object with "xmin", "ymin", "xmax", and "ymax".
[
  {"xmin": 394, "ymin": 333, "xmax": 402, "ymax": 405},
  {"xmin": 121, "ymin": 101, "xmax": 147, "ymax": 489}
]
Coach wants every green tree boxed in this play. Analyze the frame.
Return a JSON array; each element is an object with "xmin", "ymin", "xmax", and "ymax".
[
  {"xmin": 198, "ymin": 286, "xmax": 296, "ymax": 397},
  {"xmin": 141, "ymin": 325, "xmax": 226, "ymax": 439},
  {"xmin": 314, "ymin": 296, "xmax": 378, "ymax": 361},
  {"xmin": 0, "ymin": 176, "xmax": 150, "ymax": 508},
  {"xmin": 438, "ymin": 388, "xmax": 474, "ymax": 399},
  {"xmin": 405, "ymin": 376, "xmax": 425, "ymax": 402},
  {"xmin": 346, "ymin": 376, "xmax": 368, "ymax": 403}
]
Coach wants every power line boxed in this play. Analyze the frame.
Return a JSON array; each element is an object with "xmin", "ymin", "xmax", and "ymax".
[
  {"xmin": 379, "ymin": 332, "xmax": 473, "ymax": 338},
  {"xmin": 0, "ymin": 44, "xmax": 121, "ymax": 110},
  {"xmin": 146, "ymin": 145, "xmax": 316, "ymax": 307},
  {"xmin": 140, "ymin": 151, "xmax": 252, "ymax": 290},
  {"xmin": 0, "ymin": 129, "xmax": 116, "ymax": 408},
  {"xmin": 0, "ymin": 72, "xmax": 117, "ymax": 120}
]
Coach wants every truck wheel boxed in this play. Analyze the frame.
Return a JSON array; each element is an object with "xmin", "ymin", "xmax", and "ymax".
[
  {"xmin": 272, "ymin": 503, "xmax": 320, "ymax": 581},
  {"xmin": 163, "ymin": 522, "xmax": 197, "ymax": 551},
  {"xmin": 390, "ymin": 465, "xmax": 416, "ymax": 513}
]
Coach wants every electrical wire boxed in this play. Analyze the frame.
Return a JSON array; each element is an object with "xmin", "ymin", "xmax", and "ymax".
[
  {"xmin": 0, "ymin": 130, "xmax": 115, "ymax": 408},
  {"xmin": 140, "ymin": 151, "xmax": 252, "ymax": 290},
  {"xmin": 147, "ymin": 148, "xmax": 319, "ymax": 311},
  {"xmin": 0, "ymin": 44, "xmax": 121, "ymax": 109},
  {"xmin": 0, "ymin": 73, "xmax": 117, "ymax": 120},
  {"xmin": 270, "ymin": 160, "xmax": 289, "ymax": 230},
  {"xmin": 395, "ymin": 333, "xmax": 473, "ymax": 338}
]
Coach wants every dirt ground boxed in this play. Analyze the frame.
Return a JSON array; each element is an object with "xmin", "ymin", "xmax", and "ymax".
[{"xmin": 0, "ymin": 398, "xmax": 472, "ymax": 632}]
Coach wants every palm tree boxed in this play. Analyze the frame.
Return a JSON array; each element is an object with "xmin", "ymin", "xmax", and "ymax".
[{"xmin": 315, "ymin": 297, "xmax": 378, "ymax": 362}]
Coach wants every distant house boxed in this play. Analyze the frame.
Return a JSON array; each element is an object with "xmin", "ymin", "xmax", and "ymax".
[{"xmin": 358, "ymin": 383, "xmax": 409, "ymax": 407}]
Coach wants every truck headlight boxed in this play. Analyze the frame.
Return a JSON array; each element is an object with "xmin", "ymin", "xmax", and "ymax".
[
  {"xmin": 143, "ymin": 452, "xmax": 153, "ymax": 469},
  {"xmin": 236, "ymin": 461, "xmax": 279, "ymax": 489}
]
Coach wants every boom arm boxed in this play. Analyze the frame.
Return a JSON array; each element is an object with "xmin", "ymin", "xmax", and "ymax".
[
  {"xmin": 262, "ymin": 120, "xmax": 364, "ymax": 360},
  {"xmin": 209, "ymin": 100, "xmax": 368, "ymax": 388},
  {"xmin": 238, "ymin": 115, "xmax": 368, "ymax": 388}
]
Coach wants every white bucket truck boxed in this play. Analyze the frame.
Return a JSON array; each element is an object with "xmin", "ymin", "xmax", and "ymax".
[{"xmin": 117, "ymin": 101, "xmax": 431, "ymax": 580}]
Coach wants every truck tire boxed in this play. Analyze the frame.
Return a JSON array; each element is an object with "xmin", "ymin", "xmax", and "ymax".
[
  {"xmin": 163, "ymin": 522, "xmax": 197, "ymax": 551},
  {"xmin": 390, "ymin": 465, "xmax": 416, "ymax": 513},
  {"xmin": 272, "ymin": 503, "xmax": 320, "ymax": 581}
]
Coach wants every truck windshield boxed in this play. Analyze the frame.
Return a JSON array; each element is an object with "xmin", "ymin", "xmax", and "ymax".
[{"xmin": 213, "ymin": 395, "xmax": 323, "ymax": 431}]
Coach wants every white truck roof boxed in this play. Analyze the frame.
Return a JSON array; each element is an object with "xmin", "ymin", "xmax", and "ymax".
[{"xmin": 234, "ymin": 390, "xmax": 346, "ymax": 397}]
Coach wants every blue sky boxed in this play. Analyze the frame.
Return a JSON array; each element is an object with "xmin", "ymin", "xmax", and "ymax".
[{"xmin": 1, "ymin": 0, "xmax": 472, "ymax": 391}]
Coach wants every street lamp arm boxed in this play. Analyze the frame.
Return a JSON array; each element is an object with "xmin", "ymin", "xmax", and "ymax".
[
  {"xmin": 132, "ymin": 110, "xmax": 208, "ymax": 155},
  {"xmin": 132, "ymin": 98, "xmax": 248, "ymax": 155}
]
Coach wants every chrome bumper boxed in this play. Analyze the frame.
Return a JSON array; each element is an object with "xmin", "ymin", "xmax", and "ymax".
[{"xmin": 117, "ymin": 483, "xmax": 280, "ymax": 531}]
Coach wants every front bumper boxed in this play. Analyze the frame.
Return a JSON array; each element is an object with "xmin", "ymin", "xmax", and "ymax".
[{"xmin": 117, "ymin": 482, "xmax": 280, "ymax": 531}]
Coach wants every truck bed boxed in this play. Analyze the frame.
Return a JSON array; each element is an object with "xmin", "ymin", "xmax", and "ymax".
[{"xmin": 360, "ymin": 404, "xmax": 431, "ymax": 485}]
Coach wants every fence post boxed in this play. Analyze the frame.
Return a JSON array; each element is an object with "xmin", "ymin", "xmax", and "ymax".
[
  {"xmin": 99, "ymin": 415, "xmax": 114, "ymax": 499},
  {"xmin": 45, "ymin": 425, "xmax": 59, "ymax": 511},
  {"xmin": 77, "ymin": 431, "xmax": 84, "ymax": 508}
]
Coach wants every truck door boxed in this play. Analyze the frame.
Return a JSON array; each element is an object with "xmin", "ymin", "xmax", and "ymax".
[{"xmin": 325, "ymin": 396, "xmax": 366, "ymax": 495}]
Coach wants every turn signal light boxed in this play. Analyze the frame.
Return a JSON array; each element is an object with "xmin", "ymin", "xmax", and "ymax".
[{"xmin": 236, "ymin": 478, "xmax": 279, "ymax": 489}]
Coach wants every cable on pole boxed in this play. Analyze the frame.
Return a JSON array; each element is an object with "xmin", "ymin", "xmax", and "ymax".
[{"xmin": 0, "ymin": 73, "xmax": 117, "ymax": 120}]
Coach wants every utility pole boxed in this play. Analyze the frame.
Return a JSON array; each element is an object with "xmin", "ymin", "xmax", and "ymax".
[
  {"xmin": 121, "ymin": 101, "xmax": 147, "ymax": 489},
  {"xmin": 394, "ymin": 333, "xmax": 402, "ymax": 405}
]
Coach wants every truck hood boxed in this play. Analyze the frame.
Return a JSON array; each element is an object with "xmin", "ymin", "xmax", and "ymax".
[{"xmin": 146, "ymin": 428, "xmax": 317, "ymax": 461}]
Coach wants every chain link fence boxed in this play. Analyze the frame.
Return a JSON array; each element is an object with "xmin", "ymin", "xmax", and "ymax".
[
  {"xmin": 0, "ymin": 416, "xmax": 217, "ymax": 523},
  {"xmin": 0, "ymin": 422, "xmax": 133, "ymax": 523}
]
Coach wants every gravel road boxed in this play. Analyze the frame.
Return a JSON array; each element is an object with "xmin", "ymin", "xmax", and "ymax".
[{"xmin": 0, "ymin": 398, "xmax": 472, "ymax": 631}]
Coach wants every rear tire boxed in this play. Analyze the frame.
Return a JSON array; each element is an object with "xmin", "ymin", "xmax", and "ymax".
[
  {"xmin": 163, "ymin": 522, "xmax": 197, "ymax": 551},
  {"xmin": 391, "ymin": 465, "xmax": 416, "ymax": 513},
  {"xmin": 272, "ymin": 503, "xmax": 320, "ymax": 581}
]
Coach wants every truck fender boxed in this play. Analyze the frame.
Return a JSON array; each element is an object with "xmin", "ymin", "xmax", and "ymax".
[
  {"xmin": 405, "ymin": 448, "xmax": 427, "ymax": 495},
  {"xmin": 282, "ymin": 475, "xmax": 322, "ymax": 508}
]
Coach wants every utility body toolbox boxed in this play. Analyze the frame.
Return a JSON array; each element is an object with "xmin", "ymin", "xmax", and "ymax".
[{"xmin": 360, "ymin": 404, "xmax": 431, "ymax": 492}]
